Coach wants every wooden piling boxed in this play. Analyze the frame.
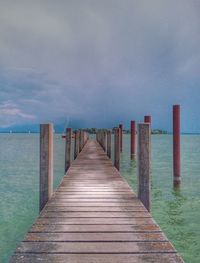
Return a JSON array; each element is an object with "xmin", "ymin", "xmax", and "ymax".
[
  {"xmin": 40, "ymin": 124, "xmax": 53, "ymax": 212},
  {"xmin": 144, "ymin": 116, "xmax": 151, "ymax": 124},
  {"xmin": 65, "ymin": 128, "xmax": 72, "ymax": 173},
  {"xmin": 130, "ymin": 120, "xmax": 136, "ymax": 159},
  {"xmin": 103, "ymin": 131, "xmax": 107, "ymax": 152},
  {"xmin": 138, "ymin": 123, "xmax": 151, "ymax": 212},
  {"xmin": 119, "ymin": 124, "xmax": 123, "ymax": 152},
  {"xmin": 107, "ymin": 130, "xmax": 111, "ymax": 159},
  {"xmin": 173, "ymin": 105, "xmax": 181, "ymax": 187},
  {"xmin": 74, "ymin": 130, "xmax": 79, "ymax": 159},
  {"xmin": 114, "ymin": 128, "xmax": 120, "ymax": 170},
  {"xmin": 79, "ymin": 130, "xmax": 82, "ymax": 153}
]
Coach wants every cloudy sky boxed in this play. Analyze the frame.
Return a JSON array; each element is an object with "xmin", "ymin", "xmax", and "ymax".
[{"xmin": 0, "ymin": 0, "xmax": 200, "ymax": 132}]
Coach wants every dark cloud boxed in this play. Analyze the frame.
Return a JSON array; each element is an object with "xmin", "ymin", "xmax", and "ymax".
[{"xmin": 0, "ymin": 0, "xmax": 200, "ymax": 131}]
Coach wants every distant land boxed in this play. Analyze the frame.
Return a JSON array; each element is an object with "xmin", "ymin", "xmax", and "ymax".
[{"xmin": 0, "ymin": 125, "xmax": 199, "ymax": 135}]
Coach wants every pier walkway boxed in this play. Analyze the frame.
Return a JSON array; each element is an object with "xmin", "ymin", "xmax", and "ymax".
[{"xmin": 10, "ymin": 140, "xmax": 183, "ymax": 263}]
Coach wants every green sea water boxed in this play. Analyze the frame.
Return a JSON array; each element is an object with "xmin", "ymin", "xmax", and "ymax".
[{"xmin": 0, "ymin": 134, "xmax": 199, "ymax": 262}]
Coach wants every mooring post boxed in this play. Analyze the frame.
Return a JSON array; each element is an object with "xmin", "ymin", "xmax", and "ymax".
[
  {"xmin": 103, "ymin": 131, "xmax": 107, "ymax": 152},
  {"xmin": 173, "ymin": 105, "xmax": 181, "ymax": 187},
  {"xmin": 40, "ymin": 123, "xmax": 53, "ymax": 212},
  {"xmin": 130, "ymin": 120, "xmax": 136, "ymax": 159},
  {"xmin": 138, "ymin": 123, "xmax": 151, "ymax": 212},
  {"xmin": 82, "ymin": 130, "xmax": 85, "ymax": 148},
  {"xmin": 74, "ymin": 130, "xmax": 79, "ymax": 159},
  {"xmin": 65, "ymin": 128, "xmax": 72, "ymax": 173},
  {"xmin": 119, "ymin": 124, "xmax": 123, "ymax": 152},
  {"xmin": 114, "ymin": 128, "xmax": 120, "ymax": 170},
  {"xmin": 79, "ymin": 129, "xmax": 82, "ymax": 152},
  {"xmin": 144, "ymin": 115, "xmax": 151, "ymax": 124},
  {"xmin": 107, "ymin": 130, "xmax": 111, "ymax": 159}
]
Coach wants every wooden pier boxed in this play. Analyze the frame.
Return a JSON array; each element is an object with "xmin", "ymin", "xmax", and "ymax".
[{"xmin": 10, "ymin": 138, "xmax": 184, "ymax": 263}]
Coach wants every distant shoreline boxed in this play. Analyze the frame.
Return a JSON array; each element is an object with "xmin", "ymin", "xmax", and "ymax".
[{"xmin": 0, "ymin": 132, "xmax": 199, "ymax": 135}]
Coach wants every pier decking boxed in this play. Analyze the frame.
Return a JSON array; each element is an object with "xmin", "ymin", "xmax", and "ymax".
[{"xmin": 10, "ymin": 140, "xmax": 184, "ymax": 263}]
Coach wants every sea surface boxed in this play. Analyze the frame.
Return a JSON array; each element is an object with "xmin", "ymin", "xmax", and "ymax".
[{"xmin": 0, "ymin": 134, "xmax": 199, "ymax": 263}]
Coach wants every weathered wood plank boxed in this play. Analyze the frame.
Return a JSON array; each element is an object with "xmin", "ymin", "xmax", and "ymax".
[
  {"xmin": 39, "ymin": 211, "xmax": 150, "ymax": 218},
  {"xmin": 30, "ymin": 224, "xmax": 161, "ymax": 233},
  {"xmin": 15, "ymin": 241, "xmax": 175, "ymax": 253},
  {"xmin": 25, "ymin": 232, "xmax": 167, "ymax": 242},
  {"xmin": 10, "ymin": 254, "xmax": 184, "ymax": 263},
  {"xmin": 35, "ymin": 218, "xmax": 156, "ymax": 225}
]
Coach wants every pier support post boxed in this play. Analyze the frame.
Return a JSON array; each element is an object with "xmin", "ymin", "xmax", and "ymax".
[
  {"xmin": 107, "ymin": 130, "xmax": 111, "ymax": 159},
  {"xmin": 114, "ymin": 128, "xmax": 120, "ymax": 170},
  {"xmin": 138, "ymin": 123, "xmax": 151, "ymax": 212},
  {"xmin": 79, "ymin": 130, "xmax": 82, "ymax": 153},
  {"xmin": 173, "ymin": 105, "xmax": 181, "ymax": 187},
  {"xmin": 74, "ymin": 130, "xmax": 79, "ymax": 159},
  {"xmin": 130, "ymin": 120, "xmax": 136, "ymax": 159},
  {"xmin": 65, "ymin": 128, "xmax": 72, "ymax": 173},
  {"xmin": 144, "ymin": 116, "xmax": 151, "ymax": 124},
  {"xmin": 103, "ymin": 131, "xmax": 107, "ymax": 152},
  {"xmin": 40, "ymin": 124, "xmax": 53, "ymax": 212},
  {"xmin": 119, "ymin": 124, "xmax": 123, "ymax": 152}
]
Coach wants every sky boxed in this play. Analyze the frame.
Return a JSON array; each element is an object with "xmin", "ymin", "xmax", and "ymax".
[{"xmin": 0, "ymin": 0, "xmax": 200, "ymax": 132}]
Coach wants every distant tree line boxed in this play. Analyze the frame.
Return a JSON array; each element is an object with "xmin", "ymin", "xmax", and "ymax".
[{"xmin": 82, "ymin": 128, "xmax": 167, "ymax": 134}]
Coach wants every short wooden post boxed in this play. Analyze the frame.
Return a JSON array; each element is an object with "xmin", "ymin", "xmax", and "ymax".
[
  {"xmin": 74, "ymin": 130, "xmax": 79, "ymax": 159},
  {"xmin": 144, "ymin": 115, "xmax": 151, "ymax": 124},
  {"xmin": 65, "ymin": 128, "xmax": 72, "ymax": 173},
  {"xmin": 40, "ymin": 124, "xmax": 53, "ymax": 212},
  {"xmin": 130, "ymin": 120, "xmax": 136, "ymax": 159},
  {"xmin": 119, "ymin": 124, "xmax": 123, "ymax": 152},
  {"xmin": 173, "ymin": 105, "xmax": 181, "ymax": 187},
  {"xmin": 138, "ymin": 123, "xmax": 151, "ymax": 212},
  {"xmin": 114, "ymin": 128, "xmax": 120, "ymax": 170},
  {"xmin": 107, "ymin": 130, "xmax": 111, "ymax": 158}
]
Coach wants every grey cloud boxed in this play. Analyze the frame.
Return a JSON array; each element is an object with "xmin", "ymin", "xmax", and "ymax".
[{"xmin": 0, "ymin": 0, "xmax": 200, "ymax": 131}]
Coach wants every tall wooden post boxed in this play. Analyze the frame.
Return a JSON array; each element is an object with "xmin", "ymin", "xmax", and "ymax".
[
  {"xmin": 130, "ymin": 120, "xmax": 136, "ymax": 159},
  {"xmin": 74, "ymin": 130, "xmax": 79, "ymax": 159},
  {"xmin": 40, "ymin": 124, "xmax": 53, "ymax": 212},
  {"xmin": 65, "ymin": 128, "xmax": 72, "ymax": 173},
  {"xmin": 173, "ymin": 105, "xmax": 181, "ymax": 187},
  {"xmin": 103, "ymin": 131, "xmax": 107, "ymax": 152},
  {"xmin": 107, "ymin": 130, "xmax": 111, "ymax": 159},
  {"xmin": 138, "ymin": 123, "xmax": 151, "ymax": 212},
  {"xmin": 119, "ymin": 124, "xmax": 123, "ymax": 152},
  {"xmin": 81, "ymin": 130, "xmax": 84, "ymax": 149},
  {"xmin": 79, "ymin": 130, "xmax": 82, "ymax": 153},
  {"xmin": 144, "ymin": 116, "xmax": 151, "ymax": 124},
  {"xmin": 114, "ymin": 128, "xmax": 120, "ymax": 170}
]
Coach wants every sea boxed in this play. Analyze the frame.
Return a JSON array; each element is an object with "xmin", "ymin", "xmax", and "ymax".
[{"xmin": 0, "ymin": 133, "xmax": 199, "ymax": 263}]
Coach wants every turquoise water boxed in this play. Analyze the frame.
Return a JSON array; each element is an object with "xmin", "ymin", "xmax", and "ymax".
[
  {"xmin": 0, "ymin": 134, "xmax": 199, "ymax": 262},
  {"xmin": 120, "ymin": 134, "xmax": 200, "ymax": 263}
]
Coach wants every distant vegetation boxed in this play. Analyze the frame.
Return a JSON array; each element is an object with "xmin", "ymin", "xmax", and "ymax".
[{"xmin": 82, "ymin": 128, "xmax": 167, "ymax": 134}]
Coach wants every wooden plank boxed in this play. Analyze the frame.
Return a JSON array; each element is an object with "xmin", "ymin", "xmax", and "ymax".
[
  {"xmin": 25, "ymin": 232, "xmax": 167, "ymax": 242},
  {"xmin": 15, "ymin": 241, "xmax": 175, "ymax": 253},
  {"xmin": 43, "ymin": 206, "xmax": 147, "ymax": 212},
  {"xmin": 10, "ymin": 254, "xmax": 184, "ymax": 263},
  {"xmin": 35, "ymin": 218, "xmax": 155, "ymax": 225},
  {"xmin": 30, "ymin": 224, "xmax": 161, "ymax": 233},
  {"xmin": 40, "ymin": 211, "xmax": 150, "ymax": 218}
]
